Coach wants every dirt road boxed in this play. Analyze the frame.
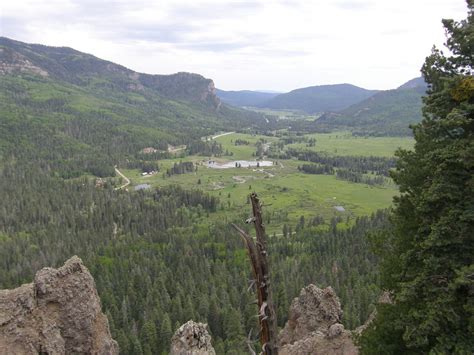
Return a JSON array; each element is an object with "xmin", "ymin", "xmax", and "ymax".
[{"xmin": 114, "ymin": 166, "xmax": 131, "ymax": 190}]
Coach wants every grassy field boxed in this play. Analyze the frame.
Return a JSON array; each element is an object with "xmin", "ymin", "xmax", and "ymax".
[
  {"xmin": 285, "ymin": 131, "xmax": 414, "ymax": 157},
  {"xmin": 121, "ymin": 131, "xmax": 407, "ymax": 234},
  {"xmin": 211, "ymin": 132, "xmax": 279, "ymax": 160}
]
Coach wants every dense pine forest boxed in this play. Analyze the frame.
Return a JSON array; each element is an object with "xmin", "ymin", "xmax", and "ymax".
[{"xmin": 0, "ymin": 162, "xmax": 386, "ymax": 354}]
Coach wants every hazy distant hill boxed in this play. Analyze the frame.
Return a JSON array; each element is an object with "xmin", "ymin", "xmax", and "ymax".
[
  {"xmin": 216, "ymin": 89, "xmax": 280, "ymax": 107},
  {"xmin": 259, "ymin": 84, "xmax": 379, "ymax": 113},
  {"xmin": 0, "ymin": 37, "xmax": 263, "ymax": 176},
  {"xmin": 316, "ymin": 78, "xmax": 426, "ymax": 136},
  {"xmin": 397, "ymin": 76, "xmax": 427, "ymax": 90}
]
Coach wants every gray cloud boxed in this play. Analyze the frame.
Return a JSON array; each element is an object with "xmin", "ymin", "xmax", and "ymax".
[
  {"xmin": 103, "ymin": 23, "xmax": 265, "ymax": 53},
  {"xmin": 8, "ymin": 1, "xmax": 266, "ymax": 53},
  {"xmin": 257, "ymin": 48, "xmax": 309, "ymax": 57},
  {"xmin": 69, "ymin": 0, "xmax": 136, "ymax": 18},
  {"xmin": 168, "ymin": 1, "xmax": 264, "ymax": 21},
  {"xmin": 0, "ymin": 0, "xmax": 314, "ymax": 55},
  {"xmin": 177, "ymin": 41, "xmax": 250, "ymax": 52},
  {"xmin": 105, "ymin": 23, "xmax": 200, "ymax": 43},
  {"xmin": 1, "ymin": 16, "xmax": 30, "ymax": 39}
]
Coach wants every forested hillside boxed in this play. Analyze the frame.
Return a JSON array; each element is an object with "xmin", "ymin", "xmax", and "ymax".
[
  {"xmin": 0, "ymin": 37, "xmax": 220, "ymax": 105},
  {"xmin": 260, "ymin": 84, "xmax": 379, "ymax": 113},
  {"xmin": 316, "ymin": 79, "xmax": 426, "ymax": 136},
  {"xmin": 0, "ymin": 37, "xmax": 266, "ymax": 177}
]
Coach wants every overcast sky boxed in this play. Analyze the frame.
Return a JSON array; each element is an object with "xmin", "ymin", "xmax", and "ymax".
[{"xmin": 0, "ymin": 0, "xmax": 468, "ymax": 91}]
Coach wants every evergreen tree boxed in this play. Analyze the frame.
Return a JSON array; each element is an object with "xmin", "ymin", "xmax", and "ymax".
[
  {"xmin": 360, "ymin": 3, "xmax": 474, "ymax": 353},
  {"xmin": 130, "ymin": 334, "xmax": 144, "ymax": 355},
  {"xmin": 208, "ymin": 297, "xmax": 222, "ymax": 339},
  {"xmin": 159, "ymin": 313, "xmax": 173, "ymax": 352},
  {"xmin": 141, "ymin": 320, "xmax": 158, "ymax": 352},
  {"xmin": 223, "ymin": 307, "xmax": 246, "ymax": 353}
]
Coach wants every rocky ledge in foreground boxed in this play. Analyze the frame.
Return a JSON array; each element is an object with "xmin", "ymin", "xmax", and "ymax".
[
  {"xmin": 278, "ymin": 284, "xmax": 359, "ymax": 355},
  {"xmin": 171, "ymin": 320, "xmax": 216, "ymax": 355},
  {"xmin": 0, "ymin": 256, "xmax": 118, "ymax": 354}
]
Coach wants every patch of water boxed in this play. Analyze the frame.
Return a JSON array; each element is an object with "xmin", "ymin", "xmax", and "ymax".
[
  {"xmin": 207, "ymin": 160, "xmax": 273, "ymax": 169},
  {"xmin": 134, "ymin": 184, "xmax": 151, "ymax": 191}
]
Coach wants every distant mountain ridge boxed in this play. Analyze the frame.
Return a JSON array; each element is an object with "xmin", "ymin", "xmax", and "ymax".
[
  {"xmin": 259, "ymin": 83, "xmax": 380, "ymax": 113},
  {"xmin": 316, "ymin": 77, "xmax": 426, "ymax": 136},
  {"xmin": 215, "ymin": 77, "xmax": 426, "ymax": 136}
]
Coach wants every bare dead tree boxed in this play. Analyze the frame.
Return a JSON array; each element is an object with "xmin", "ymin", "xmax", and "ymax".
[{"xmin": 232, "ymin": 193, "xmax": 278, "ymax": 354}]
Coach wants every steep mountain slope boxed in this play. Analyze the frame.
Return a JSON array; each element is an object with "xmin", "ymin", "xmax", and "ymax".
[
  {"xmin": 0, "ymin": 37, "xmax": 264, "ymax": 176},
  {"xmin": 260, "ymin": 84, "xmax": 379, "ymax": 113},
  {"xmin": 316, "ymin": 78, "xmax": 427, "ymax": 136},
  {"xmin": 0, "ymin": 37, "xmax": 220, "ymax": 107},
  {"xmin": 216, "ymin": 89, "xmax": 280, "ymax": 107}
]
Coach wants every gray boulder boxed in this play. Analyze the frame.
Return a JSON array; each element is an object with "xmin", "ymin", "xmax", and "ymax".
[
  {"xmin": 278, "ymin": 284, "xmax": 358, "ymax": 355},
  {"xmin": 0, "ymin": 256, "xmax": 118, "ymax": 354},
  {"xmin": 170, "ymin": 320, "xmax": 216, "ymax": 355}
]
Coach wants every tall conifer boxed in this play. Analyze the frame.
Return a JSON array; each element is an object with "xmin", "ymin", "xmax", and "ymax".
[{"xmin": 360, "ymin": 2, "xmax": 474, "ymax": 353}]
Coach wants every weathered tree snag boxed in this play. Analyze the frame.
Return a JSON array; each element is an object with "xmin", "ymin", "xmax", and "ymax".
[{"xmin": 232, "ymin": 193, "xmax": 278, "ymax": 354}]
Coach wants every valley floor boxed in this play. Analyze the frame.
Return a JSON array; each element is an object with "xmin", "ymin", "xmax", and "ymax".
[{"xmin": 122, "ymin": 131, "xmax": 413, "ymax": 234}]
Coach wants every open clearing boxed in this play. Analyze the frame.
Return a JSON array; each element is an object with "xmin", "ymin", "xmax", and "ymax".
[
  {"xmin": 122, "ymin": 131, "xmax": 410, "ymax": 234},
  {"xmin": 285, "ymin": 131, "xmax": 414, "ymax": 157}
]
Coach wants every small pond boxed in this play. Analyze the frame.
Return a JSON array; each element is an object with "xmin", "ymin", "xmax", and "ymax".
[
  {"xmin": 207, "ymin": 160, "xmax": 273, "ymax": 169},
  {"xmin": 134, "ymin": 184, "xmax": 151, "ymax": 191}
]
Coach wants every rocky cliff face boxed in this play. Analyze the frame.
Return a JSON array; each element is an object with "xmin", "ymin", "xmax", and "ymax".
[
  {"xmin": 0, "ymin": 47, "xmax": 48, "ymax": 77},
  {"xmin": 170, "ymin": 320, "xmax": 215, "ymax": 355},
  {"xmin": 0, "ymin": 256, "xmax": 118, "ymax": 355},
  {"xmin": 278, "ymin": 284, "xmax": 358, "ymax": 355},
  {"xmin": 140, "ymin": 72, "xmax": 221, "ymax": 109}
]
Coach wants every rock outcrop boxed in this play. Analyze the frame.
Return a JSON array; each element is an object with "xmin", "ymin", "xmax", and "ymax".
[
  {"xmin": 278, "ymin": 284, "xmax": 358, "ymax": 355},
  {"xmin": 142, "ymin": 72, "xmax": 221, "ymax": 109},
  {"xmin": 0, "ymin": 256, "xmax": 118, "ymax": 355},
  {"xmin": 0, "ymin": 46, "xmax": 48, "ymax": 77},
  {"xmin": 170, "ymin": 320, "xmax": 215, "ymax": 355}
]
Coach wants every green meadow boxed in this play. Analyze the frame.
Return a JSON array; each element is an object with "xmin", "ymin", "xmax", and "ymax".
[
  {"xmin": 123, "ymin": 132, "xmax": 413, "ymax": 234},
  {"xmin": 211, "ymin": 132, "xmax": 279, "ymax": 160},
  {"xmin": 285, "ymin": 131, "xmax": 414, "ymax": 157}
]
